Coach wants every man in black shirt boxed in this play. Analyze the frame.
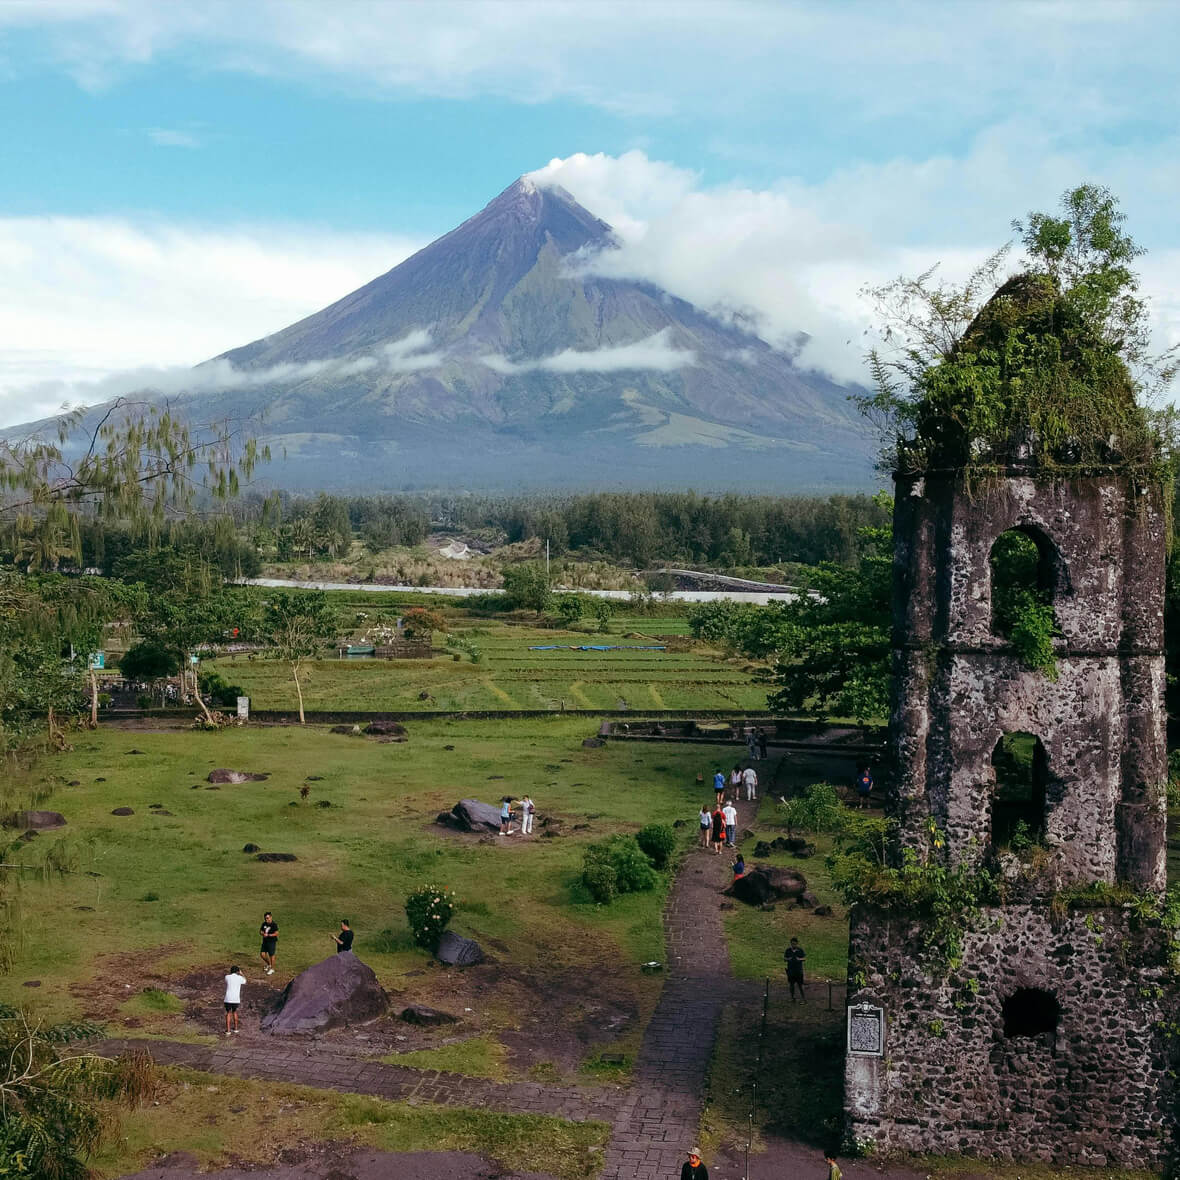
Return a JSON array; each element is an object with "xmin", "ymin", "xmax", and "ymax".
[
  {"xmin": 333, "ymin": 919, "xmax": 354, "ymax": 953},
  {"xmin": 259, "ymin": 912, "xmax": 278, "ymax": 975},
  {"xmin": 681, "ymin": 1147, "xmax": 708, "ymax": 1180},
  {"xmin": 784, "ymin": 937, "xmax": 806, "ymax": 1001}
]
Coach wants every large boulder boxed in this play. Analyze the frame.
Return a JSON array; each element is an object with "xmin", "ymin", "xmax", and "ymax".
[
  {"xmin": 363, "ymin": 720, "xmax": 407, "ymax": 739},
  {"xmin": 436, "ymin": 931, "xmax": 485, "ymax": 966},
  {"xmin": 726, "ymin": 865, "xmax": 808, "ymax": 907},
  {"xmin": 437, "ymin": 799, "xmax": 503, "ymax": 833},
  {"xmin": 207, "ymin": 769, "xmax": 269, "ymax": 784},
  {"xmin": 7, "ymin": 811, "xmax": 66, "ymax": 831},
  {"xmin": 260, "ymin": 951, "xmax": 388, "ymax": 1034}
]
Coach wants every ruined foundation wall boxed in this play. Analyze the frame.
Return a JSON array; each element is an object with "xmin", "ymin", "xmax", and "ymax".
[{"xmin": 845, "ymin": 907, "xmax": 1177, "ymax": 1168}]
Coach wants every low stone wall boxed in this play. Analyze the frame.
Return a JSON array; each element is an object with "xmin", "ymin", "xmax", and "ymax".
[{"xmin": 845, "ymin": 905, "xmax": 1178, "ymax": 1168}]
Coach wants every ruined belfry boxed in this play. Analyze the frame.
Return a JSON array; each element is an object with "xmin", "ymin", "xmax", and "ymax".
[{"xmin": 843, "ymin": 460, "xmax": 1178, "ymax": 1166}]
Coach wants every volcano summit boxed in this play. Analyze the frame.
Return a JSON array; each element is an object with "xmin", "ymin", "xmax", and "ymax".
[{"xmin": 16, "ymin": 177, "xmax": 874, "ymax": 491}]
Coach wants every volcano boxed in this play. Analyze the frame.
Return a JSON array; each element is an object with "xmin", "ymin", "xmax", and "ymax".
[{"xmin": 13, "ymin": 177, "xmax": 875, "ymax": 491}]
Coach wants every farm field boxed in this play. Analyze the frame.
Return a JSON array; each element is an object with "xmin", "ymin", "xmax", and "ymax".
[{"xmin": 205, "ymin": 613, "xmax": 766, "ymax": 713}]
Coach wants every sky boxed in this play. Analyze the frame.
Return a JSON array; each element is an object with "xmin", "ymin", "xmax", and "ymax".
[{"xmin": 1, "ymin": 0, "xmax": 1179, "ymax": 426}]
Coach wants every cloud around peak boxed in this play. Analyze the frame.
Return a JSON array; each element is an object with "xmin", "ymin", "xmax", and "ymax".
[{"xmin": 481, "ymin": 327, "xmax": 695, "ymax": 376}]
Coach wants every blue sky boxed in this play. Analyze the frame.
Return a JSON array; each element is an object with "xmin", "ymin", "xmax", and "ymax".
[{"xmin": 1, "ymin": 0, "xmax": 1178, "ymax": 424}]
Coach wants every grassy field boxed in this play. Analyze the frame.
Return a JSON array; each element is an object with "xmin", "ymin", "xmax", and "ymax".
[
  {"xmin": 205, "ymin": 613, "xmax": 766, "ymax": 713},
  {"xmin": 92, "ymin": 1066, "xmax": 609, "ymax": 1180},
  {"xmin": 1, "ymin": 720, "xmax": 729, "ymax": 1063}
]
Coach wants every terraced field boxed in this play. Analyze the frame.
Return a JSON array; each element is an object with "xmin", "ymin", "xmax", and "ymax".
[{"xmin": 206, "ymin": 614, "xmax": 766, "ymax": 713}]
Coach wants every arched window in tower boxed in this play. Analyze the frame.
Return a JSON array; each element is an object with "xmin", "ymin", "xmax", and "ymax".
[
  {"xmin": 989, "ymin": 526, "xmax": 1064, "ymax": 639},
  {"xmin": 991, "ymin": 732, "xmax": 1048, "ymax": 850},
  {"xmin": 1002, "ymin": 988, "xmax": 1060, "ymax": 1039}
]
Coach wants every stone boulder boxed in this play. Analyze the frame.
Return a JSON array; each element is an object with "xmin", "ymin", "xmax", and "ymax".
[
  {"xmin": 256, "ymin": 852, "xmax": 297, "ymax": 863},
  {"xmin": 364, "ymin": 720, "xmax": 407, "ymax": 739},
  {"xmin": 725, "ymin": 864, "xmax": 807, "ymax": 907},
  {"xmin": 111, "ymin": 807, "xmax": 135, "ymax": 816},
  {"xmin": 207, "ymin": 769, "xmax": 269, "ymax": 784},
  {"xmin": 400, "ymin": 1004, "xmax": 457, "ymax": 1026},
  {"xmin": 260, "ymin": 951, "xmax": 388, "ymax": 1034},
  {"xmin": 436, "ymin": 799, "xmax": 503, "ymax": 834},
  {"xmin": 436, "ymin": 931, "xmax": 485, "ymax": 966},
  {"xmin": 7, "ymin": 811, "xmax": 67, "ymax": 831}
]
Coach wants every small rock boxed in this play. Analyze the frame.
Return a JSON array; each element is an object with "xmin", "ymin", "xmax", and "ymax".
[
  {"xmin": 582, "ymin": 737, "xmax": 605, "ymax": 748},
  {"xmin": 18, "ymin": 831, "xmax": 38, "ymax": 842},
  {"xmin": 256, "ymin": 852, "xmax": 298, "ymax": 862},
  {"xmin": 330, "ymin": 725, "xmax": 360, "ymax": 735},
  {"xmin": 68, "ymin": 780, "xmax": 80, "ymax": 786},
  {"xmin": 363, "ymin": 720, "xmax": 407, "ymax": 738},
  {"xmin": 753, "ymin": 841, "xmax": 773, "ymax": 857},
  {"xmin": 814, "ymin": 905, "xmax": 833, "ymax": 917},
  {"xmin": 75, "ymin": 905, "xmax": 94, "ymax": 911},
  {"xmin": 7, "ymin": 810, "xmax": 67, "ymax": 831},
  {"xmin": 487, "ymin": 774, "xmax": 504, "ymax": 780},
  {"xmin": 719, "ymin": 901, "xmax": 735, "ymax": 911},
  {"xmin": 436, "ymin": 931, "xmax": 484, "ymax": 967},
  {"xmin": 672, "ymin": 819, "xmax": 686, "ymax": 828},
  {"xmin": 95, "ymin": 777, "xmax": 106, "ymax": 783},
  {"xmin": 400, "ymin": 1004, "xmax": 458, "ymax": 1026},
  {"xmin": 306, "ymin": 775, "xmax": 324, "ymax": 781},
  {"xmin": 127, "ymin": 749, "xmax": 145, "ymax": 755},
  {"xmin": 111, "ymin": 807, "xmax": 135, "ymax": 816},
  {"xmin": 741, "ymin": 828, "xmax": 757, "ymax": 840},
  {"xmin": 149, "ymin": 803, "xmax": 162, "ymax": 809},
  {"xmin": 208, "ymin": 769, "xmax": 269, "ymax": 784},
  {"xmin": 22, "ymin": 980, "xmax": 40, "ymax": 987},
  {"xmin": 152, "ymin": 809, "xmax": 174, "ymax": 816},
  {"xmin": 759, "ymin": 902, "xmax": 777, "ymax": 912},
  {"xmin": 205, "ymin": 786, "xmax": 220, "ymax": 791},
  {"xmin": 242, "ymin": 843, "xmax": 261, "ymax": 853},
  {"xmin": 190, "ymin": 785, "xmax": 201, "ymax": 790},
  {"xmin": 315, "ymin": 800, "xmax": 332, "ymax": 809},
  {"xmin": 443, "ymin": 744, "xmax": 455, "ymax": 751},
  {"xmin": 798, "ymin": 890, "xmax": 819, "ymax": 908}
]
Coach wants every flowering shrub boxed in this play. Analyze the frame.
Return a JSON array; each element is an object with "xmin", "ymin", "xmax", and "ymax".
[{"xmin": 404, "ymin": 885, "xmax": 457, "ymax": 950}]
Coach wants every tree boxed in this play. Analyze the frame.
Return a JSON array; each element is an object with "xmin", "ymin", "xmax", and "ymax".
[
  {"xmin": 500, "ymin": 562, "xmax": 551, "ymax": 612},
  {"xmin": 400, "ymin": 606, "xmax": 446, "ymax": 640},
  {"xmin": 0, "ymin": 1007, "xmax": 155, "ymax": 1180},
  {"xmin": 262, "ymin": 591, "xmax": 338, "ymax": 724}
]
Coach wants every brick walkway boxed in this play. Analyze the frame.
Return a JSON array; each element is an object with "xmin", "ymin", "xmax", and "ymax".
[
  {"xmin": 598, "ymin": 796, "xmax": 753, "ymax": 1180},
  {"xmin": 96, "ymin": 793, "xmax": 759, "ymax": 1180}
]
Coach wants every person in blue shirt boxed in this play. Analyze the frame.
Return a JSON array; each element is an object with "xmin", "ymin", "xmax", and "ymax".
[{"xmin": 712, "ymin": 769, "xmax": 725, "ymax": 804}]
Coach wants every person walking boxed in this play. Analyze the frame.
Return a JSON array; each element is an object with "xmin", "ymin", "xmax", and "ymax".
[
  {"xmin": 521, "ymin": 794, "xmax": 535, "ymax": 835},
  {"xmin": 681, "ymin": 1147, "xmax": 708, "ymax": 1180},
  {"xmin": 698, "ymin": 804, "xmax": 712, "ymax": 849},
  {"xmin": 728, "ymin": 764, "xmax": 742, "ymax": 796},
  {"xmin": 824, "ymin": 1151, "xmax": 843, "ymax": 1180},
  {"xmin": 712, "ymin": 768, "xmax": 725, "ymax": 804},
  {"xmin": 746, "ymin": 727, "xmax": 758, "ymax": 761},
  {"xmin": 500, "ymin": 797, "xmax": 514, "ymax": 836},
  {"xmin": 333, "ymin": 919, "xmax": 354, "ymax": 953},
  {"xmin": 785, "ymin": 937, "xmax": 807, "ymax": 1001},
  {"xmin": 223, "ymin": 965, "xmax": 246, "ymax": 1036},
  {"xmin": 711, "ymin": 804, "xmax": 725, "ymax": 855},
  {"xmin": 742, "ymin": 764, "xmax": 758, "ymax": 801},
  {"xmin": 259, "ymin": 912, "xmax": 278, "ymax": 975},
  {"xmin": 855, "ymin": 765, "xmax": 874, "ymax": 809},
  {"xmin": 757, "ymin": 727, "xmax": 768, "ymax": 760},
  {"xmin": 722, "ymin": 799, "xmax": 738, "ymax": 848}
]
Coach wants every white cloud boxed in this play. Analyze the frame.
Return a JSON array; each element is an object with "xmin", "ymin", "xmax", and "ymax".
[
  {"xmin": 481, "ymin": 328, "xmax": 695, "ymax": 376},
  {"xmin": 146, "ymin": 127, "xmax": 199, "ymax": 148},
  {"xmin": 0, "ymin": 217, "xmax": 422, "ymax": 426},
  {"xmin": 532, "ymin": 145, "xmax": 1180, "ymax": 386}
]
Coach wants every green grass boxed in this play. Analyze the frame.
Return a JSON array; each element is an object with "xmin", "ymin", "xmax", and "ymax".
[
  {"xmin": 92, "ymin": 1066, "xmax": 609, "ymax": 1180},
  {"xmin": 378, "ymin": 1035, "xmax": 509, "ymax": 1079},
  {"xmin": 0, "ymin": 720, "xmax": 730, "ymax": 1044}
]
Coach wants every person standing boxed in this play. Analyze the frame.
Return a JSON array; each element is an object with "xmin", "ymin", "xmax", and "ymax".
[
  {"xmin": 722, "ymin": 799, "xmax": 738, "ymax": 848},
  {"xmin": 259, "ymin": 912, "xmax": 278, "ymax": 975},
  {"xmin": 855, "ymin": 765, "xmax": 874, "ymax": 809},
  {"xmin": 698, "ymin": 804, "xmax": 712, "ymax": 849},
  {"xmin": 742, "ymin": 764, "xmax": 758, "ymax": 801},
  {"xmin": 757, "ymin": 727, "xmax": 768, "ymax": 760},
  {"xmin": 521, "ymin": 794, "xmax": 535, "ymax": 835},
  {"xmin": 500, "ymin": 797, "xmax": 514, "ymax": 836},
  {"xmin": 223, "ymin": 965, "xmax": 246, "ymax": 1036},
  {"xmin": 711, "ymin": 804, "xmax": 725, "ymax": 855},
  {"xmin": 746, "ymin": 727, "xmax": 758, "ymax": 760},
  {"xmin": 681, "ymin": 1147, "xmax": 708, "ymax": 1180},
  {"xmin": 784, "ymin": 937, "xmax": 807, "ymax": 1001},
  {"xmin": 333, "ymin": 919, "xmax": 354, "ymax": 953},
  {"xmin": 824, "ymin": 1151, "xmax": 843, "ymax": 1180}
]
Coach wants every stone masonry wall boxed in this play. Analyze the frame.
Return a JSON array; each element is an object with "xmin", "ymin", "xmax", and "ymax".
[{"xmin": 845, "ymin": 906, "xmax": 1177, "ymax": 1168}]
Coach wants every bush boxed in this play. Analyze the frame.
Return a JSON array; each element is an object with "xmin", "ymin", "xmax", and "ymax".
[
  {"xmin": 199, "ymin": 669, "xmax": 245, "ymax": 708},
  {"xmin": 779, "ymin": 782, "xmax": 847, "ymax": 836},
  {"xmin": 404, "ymin": 885, "xmax": 456, "ymax": 950},
  {"xmin": 582, "ymin": 861, "xmax": 617, "ymax": 904},
  {"xmin": 582, "ymin": 836, "xmax": 658, "ymax": 902},
  {"xmin": 636, "ymin": 823, "xmax": 677, "ymax": 869}
]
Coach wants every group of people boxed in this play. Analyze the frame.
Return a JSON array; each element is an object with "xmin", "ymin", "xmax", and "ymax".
[
  {"xmin": 221, "ymin": 912, "xmax": 356, "ymax": 1034},
  {"xmin": 742, "ymin": 726, "xmax": 769, "ymax": 760},
  {"xmin": 695, "ymin": 762, "xmax": 757, "ymax": 854},
  {"xmin": 499, "ymin": 795, "xmax": 536, "ymax": 835}
]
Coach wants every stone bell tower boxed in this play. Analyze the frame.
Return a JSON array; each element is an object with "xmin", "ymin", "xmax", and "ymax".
[{"xmin": 843, "ymin": 464, "xmax": 1176, "ymax": 1168}]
